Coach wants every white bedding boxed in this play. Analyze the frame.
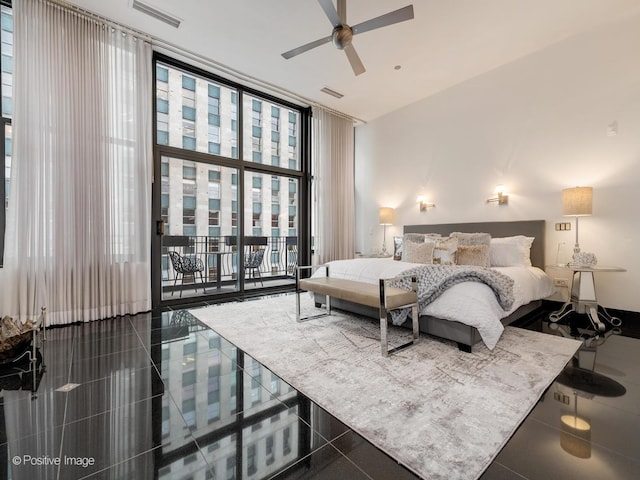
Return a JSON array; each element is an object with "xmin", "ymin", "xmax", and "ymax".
[{"xmin": 312, "ymin": 258, "xmax": 554, "ymax": 349}]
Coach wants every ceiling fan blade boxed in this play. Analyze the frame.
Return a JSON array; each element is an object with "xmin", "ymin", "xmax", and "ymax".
[
  {"xmin": 282, "ymin": 35, "xmax": 333, "ymax": 59},
  {"xmin": 344, "ymin": 43, "xmax": 365, "ymax": 76},
  {"xmin": 351, "ymin": 4, "xmax": 414, "ymax": 36},
  {"xmin": 337, "ymin": 0, "xmax": 346, "ymax": 24},
  {"xmin": 318, "ymin": 0, "xmax": 342, "ymax": 28}
]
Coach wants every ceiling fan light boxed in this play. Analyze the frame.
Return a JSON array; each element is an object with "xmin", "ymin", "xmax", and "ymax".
[{"xmin": 332, "ymin": 26, "xmax": 353, "ymax": 50}]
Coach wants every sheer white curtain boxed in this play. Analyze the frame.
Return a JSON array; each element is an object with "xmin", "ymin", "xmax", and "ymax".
[
  {"xmin": 2, "ymin": 0, "xmax": 152, "ymax": 325},
  {"xmin": 312, "ymin": 106, "xmax": 355, "ymax": 263}
]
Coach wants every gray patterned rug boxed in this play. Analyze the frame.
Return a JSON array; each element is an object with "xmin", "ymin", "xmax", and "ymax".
[{"xmin": 191, "ymin": 294, "xmax": 580, "ymax": 480}]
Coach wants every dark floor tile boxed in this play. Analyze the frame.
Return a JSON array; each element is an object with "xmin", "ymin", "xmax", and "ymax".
[
  {"xmin": 77, "ymin": 443, "xmax": 215, "ymax": 480},
  {"xmin": 479, "ymin": 462, "xmax": 528, "ymax": 480},
  {"xmin": 54, "ymin": 395, "xmax": 190, "ymax": 478},
  {"xmin": 2, "ymin": 423, "xmax": 65, "ymax": 479},
  {"xmin": 493, "ymin": 410, "xmax": 640, "ymax": 480},
  {"xmin": 0, "ymin": 364, "xmax": 164, "ymax": 439},
  {"xmin": 297, "ymin": 395, "xmax": 351, "ymax": 443},
  {"xmin": 269, "ymin": 442, "xmax": 372, "ymax": 480},
  {"xmin": 330, "ymin": 430, "xmax": 419, "ymax": 480}
]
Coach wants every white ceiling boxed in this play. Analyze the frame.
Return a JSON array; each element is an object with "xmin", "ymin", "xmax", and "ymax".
[{"xmin": 66, "ymin": 0, "xmax": 640, "ymax": 122}]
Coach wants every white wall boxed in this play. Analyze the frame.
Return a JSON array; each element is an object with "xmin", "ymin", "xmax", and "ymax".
[{"xmin": 354, "ymin": 13, "xmax": 640, "ymax": 312}]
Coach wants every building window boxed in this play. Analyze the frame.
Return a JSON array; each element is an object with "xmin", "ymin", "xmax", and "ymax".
[
  {"xmin": 157, "ymin": 65, "xmax": 169, "ymax": 83},
  {"xmin": 182, "ymin": 105, "xmax": 196, "ymax": 121},
  {"xmin": 208, "ymin": 142, "xmax": 220, "ymax": 155},
  {"xmin": 183, "ymin": 166, "xmax": 196, "ymax": 180},
  {"xmin": 208, "ymin": 84, "xmax": 220, "ymax": 99},
  {"xmin": 183, "ymin": 135, "xmax": 196, "ymax": 150},
  {"xmin": 183, "ymin": 195, "xmax": 196, "ymax": 226},
  {"xmin": 157, "ymin": 98, "xmax": 168, "ymax": 114},
  {"xmin": 182, "ymin": 75, "xmax": 196, "ymax": 91},
  {"xmin": 252, "ymin": 110, "xmax": 261, "ymax": 128}
]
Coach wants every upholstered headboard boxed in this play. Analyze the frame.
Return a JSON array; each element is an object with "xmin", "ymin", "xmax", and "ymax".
[{"xmin": 403, "ymin": 220, "xmax": 545, "ymax": 269}]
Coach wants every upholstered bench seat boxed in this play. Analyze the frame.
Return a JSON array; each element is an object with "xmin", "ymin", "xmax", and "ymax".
[{"xmin": 295, "ymin": 266, "xmax": 419, "ymax": 357}]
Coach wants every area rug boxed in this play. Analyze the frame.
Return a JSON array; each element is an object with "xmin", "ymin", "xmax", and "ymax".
[{"xmin": 191, "ymin": 294, "xmax": 581, "ymax": 480}]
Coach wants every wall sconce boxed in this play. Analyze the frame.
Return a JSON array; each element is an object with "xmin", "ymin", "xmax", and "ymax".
[
  {"xmin": 487, "ymin": 185, "xmax": 509, "ymax": 205},
  {"xmin": 417, "ymin": 196, "xmax": 435, "ymax": 212}
]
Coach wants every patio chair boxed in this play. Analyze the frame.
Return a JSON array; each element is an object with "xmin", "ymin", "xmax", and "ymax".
[
  {"xmin": 244, "ymin": 248, "xmax": 265, "ymax": 286},
  {"xmin": 168, "ymin": 251, "xmax": 205, "ymax": 297}
]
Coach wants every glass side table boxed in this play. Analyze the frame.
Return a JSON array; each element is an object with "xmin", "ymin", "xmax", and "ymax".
[{"xmin": 547, "ymin": 264, "xmax": 626, "ymax": 331}]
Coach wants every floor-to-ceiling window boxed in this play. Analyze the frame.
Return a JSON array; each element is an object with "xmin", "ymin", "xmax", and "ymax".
[
  {"xmin": 0, "ymin": 1, "xmax": 12, "ymax": 267},
  {"xmin": 152, "ymin": 54, "xmax": 310, "ymax": 305}
]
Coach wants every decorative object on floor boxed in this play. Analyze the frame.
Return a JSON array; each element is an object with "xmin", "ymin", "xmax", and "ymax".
[
  {"xmin": 0, "ymin": 316, "xmax": 35, "ymax": 363},
  {"xmin": 417, "ymin": 195, "xmax": 435, "ymax": 212},
  {"xmin": 486, "ymin": 184, "xmax": 509, "ymax": 205},
  {"xmin": 378, "ymin": 207, "xmax": 395, "ymax": 255},
  {"xmin": 191, "ymin": 294, "xmax": 580, "ymax": 480},
  {"xmin": 562, "ymin": 186, "xmax": 593, "ymax": 255}
]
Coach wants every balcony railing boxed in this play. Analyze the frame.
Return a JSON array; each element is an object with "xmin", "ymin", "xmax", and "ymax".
[{"xmin": 162, "ymin": 235, "xmax": 298, "ymax": 293}]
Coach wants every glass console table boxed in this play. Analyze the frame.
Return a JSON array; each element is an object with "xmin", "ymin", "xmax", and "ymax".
[{"xmin": 547, "ymin": 265, "xmax": 625, "ymax": 331}]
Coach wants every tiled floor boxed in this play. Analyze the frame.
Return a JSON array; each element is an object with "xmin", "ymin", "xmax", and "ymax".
[{"xmin": 0, "ymin": 300, "xmax": 638, "ymax": 479}]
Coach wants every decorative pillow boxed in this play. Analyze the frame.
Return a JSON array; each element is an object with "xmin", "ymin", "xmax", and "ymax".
[
  {"xmin": 450, "ymin": 232, "xmax": 491, "ymax": 246},
  {"xmin": 433, "ymin": 237, "xmax": 458, "ymax": 265},
  {"xmin": 402, "ymin": 240, "xmax": 435, "ymax": 264},
  {"xmin": 490, "ymin": 236, "xmax": 534, "ymax": 267},
  {"xmin": 402, "ymin": 233, "xmax": 430, "ymax": 244},
  {"xmin": 456, "ymin": 244, "xmax": 490, "ymax": 267},
  {"xmin": 393, "ymin": 236, "xmax": 403, "ymax": 261}
]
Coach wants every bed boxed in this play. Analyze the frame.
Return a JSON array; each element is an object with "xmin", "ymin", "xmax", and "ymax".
[{"xmin": 310, "ymin": 220, "xmax": 553, "ymax": 352}]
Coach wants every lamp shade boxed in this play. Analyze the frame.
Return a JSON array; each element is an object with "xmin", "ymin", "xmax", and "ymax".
[
  {"xmin": 379, "ymin": 207, "xmax": 395, "ymax": 225},
  {"xmin": 562, "ymin": 187, "xmax": 592, "ymax": 217}
]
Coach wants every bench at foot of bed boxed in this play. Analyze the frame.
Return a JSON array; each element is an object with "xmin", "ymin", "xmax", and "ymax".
[{"xmin": 296, "ymin": 265, "xmax": 419, "ymax": 357}]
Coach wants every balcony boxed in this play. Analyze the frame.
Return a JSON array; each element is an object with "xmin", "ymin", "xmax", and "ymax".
[{"xmin": 162, "ymin": 235, "xmax": 298, "ymax": 298}]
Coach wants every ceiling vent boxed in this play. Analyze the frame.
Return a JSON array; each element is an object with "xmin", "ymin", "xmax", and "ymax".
[
  {"xmin": 320, "ymin": 87, "xmax": 344, "ymax": 99},
  {"xmin": 132, "ymin": 0, "xmax": 181, "ymax": 28}
]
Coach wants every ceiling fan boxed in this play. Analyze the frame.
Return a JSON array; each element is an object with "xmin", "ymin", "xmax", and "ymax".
[{"xmin": 282, "ymin": 0, "xmax": 415, "ymax": 76}]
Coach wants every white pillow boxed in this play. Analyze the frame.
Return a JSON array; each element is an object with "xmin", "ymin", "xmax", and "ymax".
[{"xmin": 489, "ymin": 236, "xmax": 534, "ymax": 267}]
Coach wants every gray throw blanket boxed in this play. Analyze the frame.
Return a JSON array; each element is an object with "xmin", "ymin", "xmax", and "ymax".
[{"xmin": 390, "ymin": 265, "xmax": 515, "ymax": 325}]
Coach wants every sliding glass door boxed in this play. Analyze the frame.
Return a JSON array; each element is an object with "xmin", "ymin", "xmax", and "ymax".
[{"xmin": 160, "ymin": 156, "xmax": 240, "ymax": 300}]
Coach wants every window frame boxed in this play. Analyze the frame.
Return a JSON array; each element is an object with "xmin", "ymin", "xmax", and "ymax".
[{"xmin": 151, "ymin": 52, "xmax": 311, "ymax": 307}]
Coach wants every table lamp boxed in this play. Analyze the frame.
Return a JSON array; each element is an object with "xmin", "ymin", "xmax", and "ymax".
[
  {"xmin": 379, "ymin": 207, "xmax": 395, "ymax": 255},
  {"xmin": 562, "ymin": 187, "xmax": 592, "ymax": 254}
]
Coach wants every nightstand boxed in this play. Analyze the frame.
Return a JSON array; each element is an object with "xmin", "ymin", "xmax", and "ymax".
[{"xmin": 547, "ymin": 264, "xmax": 625, "ymax": 331}]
